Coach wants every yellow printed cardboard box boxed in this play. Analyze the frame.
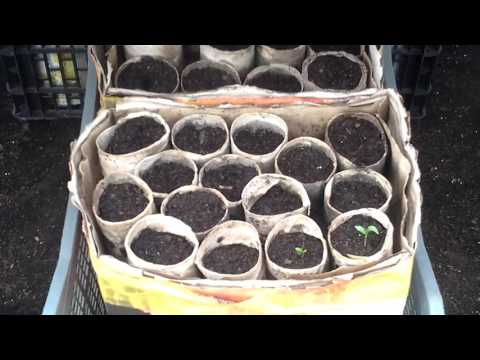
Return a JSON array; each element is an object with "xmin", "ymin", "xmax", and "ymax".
[{"xmin": 69, "ymin": 86, "xmax": 421, "ymax": 315}]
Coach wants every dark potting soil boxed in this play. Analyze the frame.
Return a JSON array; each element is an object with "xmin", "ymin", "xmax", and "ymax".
[
  {"xmin": 277, "ymin": 145, "xmax": 334, "ymax": 183},
  {"xmin": 202, "ymin": 164, "xmax": 258, "ymax": 202},
  {"xmin": 116, "ymin": 56, "xmax": 178, "ymax": 93},
  {"xmin": 164, "ymin": 191, "xmax": 226, "ymax": 233},
  {"xmin": 247, "ymin": 71, "xmax": 302, "ymax": 93},
  {"xmin": 330, "ymin": 179, "xmax": 388, "ymax": 213},
  {"xmin": 98, "ymin": 183, "xmax": 148, "ymax": 222},
  {"xmin": 309, "ymin": 45, "xmax": 362, "ymax": 56},
  {"xmin": 233, "ymin": 128, "xmax": 284, "ymax": 155},
  {"xmin": 266, "ymin": 45, "xmax": 300, "ymax": 50},
  {"xmin": 330, "ymin": 215, "xmax": 386, "ymax": 257},
  {"xmin": 202, "ymin": 244, "xmax": 259, "ymax": 275},
  {"xmin": 106, "ymin": 116, "xmax": 166, "ymax": 155},
  {"xmin": 211, "ymin": 45, "xmax": 250, "ymax": 51},
  {"xmin": 182, "ymin": 66, "xmax": 238, "ymax": 92},
  {"xmin": 250, "ymin": 185, "xmax": 302, "ymax": 215},
  {"xmin": 131, "ymin": 229, "xmax": 194, "ymax": 265},
  {"xmin": 328, "ymin": 115, "xmax": 387, "ymax": 167},
  {"xmin": 268, "ymin": 232, "xmax": 324, "ymax": 269},
  {"xmin": 174, "ymin": 124, "xmax": 227, "ymax": 155},
  {"xmin": 308, "ymin": 55, "xmax": 363, "ymax": 90},
  {"xmin": 141, "ymin": 161, "xmax": 195, "ymax": 194}
]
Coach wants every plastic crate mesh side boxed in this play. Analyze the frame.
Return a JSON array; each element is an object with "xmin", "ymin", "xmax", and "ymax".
[{"xmin": 68, "ymin": 236, "xmax": 107, "ymax": 315}]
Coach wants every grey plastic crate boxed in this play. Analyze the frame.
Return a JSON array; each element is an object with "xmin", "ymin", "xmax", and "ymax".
[{"xmin": 42, "ymin": 45, "xmax": 445, "ymax": 315}]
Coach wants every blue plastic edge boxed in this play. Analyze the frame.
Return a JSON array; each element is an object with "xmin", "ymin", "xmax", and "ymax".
[{"xmin": 42, "ymin": 48, "xmax": 97, "ymax": 315}]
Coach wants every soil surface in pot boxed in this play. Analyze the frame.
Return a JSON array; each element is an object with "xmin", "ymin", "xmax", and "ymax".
[
  {"xmin": 330, "ymin": 215, "xmax": 386, "ymax": 257},
  {"xmin": 211, "ymin": 45, "xmax": 250, "ymax": 51},
  {"xmin": 248, "ymin": 71, "xmax": 302, "ymax": 93},
  {"xmin": 309, "ymin": 45, "xmax": 362, "ymax": 56},
  {"xmin": 106, "ymin": 116, "xmax": 166, "ymax": 155},
  {"xmin": 182, "ymin": 66, "xmax": 238, "ymax": 92},
  {"xmin": 278, "ymin": 146, "xmax": 334, "ymax": 183},
  {"xmin": 330, "ymin": 179, "xmax": 388, "ymax": 212},
  {"xmin": 202, "ymin": 164, "xmax": 258, "ymax": 202},
  {"xmin": 234, "ymin": 128, "xmax": 284, "ymax": 155},
  {"xmin": 308, "ymin": 55, "xmax": 363, "ymax": 90},
  {"xmin": 202, "ymin": 244, "xmax": 259, "ymax": 275},
  {"xmin": 116, "ymin": 56, "xmax": 178, "ymax": 93},
  {"xmin": 141, "ymin": 161, "xmax": 195, "ymax": 194},
  {"xmin": 329, "ymin": 115, "xmax": 387, "ymax": 166},
  {"xmin": 98, "ymin": 183, "xmax": 148, "ymax": 222},
  {"xmin": 164, "ymin": 191, "xmax": 226, "ymax": 233},
  {"xmin": 250, "ymin": 184, "xmax": 303, "ymax": 215},
  {"xmin": 175, "ymin": 124, "xmax": 227, "ymax": 155},
  {"xmin": 131, "ymin": 229, "xmax": 194, "ymax": 265},
  {"xmin": 268, "ymin": 232, "xmax": 324, "ymax": 269},
  {"xmin": 266, "ymin": 45, "xmax": 301, "ymax": 50}
]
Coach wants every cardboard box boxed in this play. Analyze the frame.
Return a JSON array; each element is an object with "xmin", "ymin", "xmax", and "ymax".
[{"xmin": 69, "ymin": 86, "xmax": 421, "ymax": 314}]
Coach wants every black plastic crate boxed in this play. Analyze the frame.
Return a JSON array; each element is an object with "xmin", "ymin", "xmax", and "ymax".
[
  {"xmin": 392, "ymin": 45, "xmax": 441, "ymax": 119},
  {"xmin": 0, "ymin": 45, "xmax": 88, "ymax": 121}
]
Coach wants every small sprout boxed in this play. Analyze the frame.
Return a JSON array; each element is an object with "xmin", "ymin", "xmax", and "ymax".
[
  {"xmin": 295, "ymin": 246, "xmax": 307, "ymax": 258},
  {"xmin": 355, "ymin": 225, "xmax": 380, "ymax": 247}
]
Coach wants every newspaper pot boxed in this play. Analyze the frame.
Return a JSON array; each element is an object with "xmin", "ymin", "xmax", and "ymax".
[
  {"xmin": 134, "ymin": 150, "xmax": 199, "ymax": 211},
  {"xmin": 200, "ymin": 45, "xmax": 255, "ymax": 79},
  {"xmin": 171, "ymin": 114, "xmax": 230, "ymax": 168},
  {"xmin": 231, "ymin": 112, "xmax": 288, "ymax": 173},
  {"xmin": 325, "ymin": 112, "xmax": 389, "ymax": 173},
  {"xmin": 115, "ymin": 56, "xmax": 180, "ymax": 94},
  {"xmin": 96, "ymin": 111, "xmax": 171, "ymax": 176},
  {"xmin": 161, "ymin": 185, "xmax": 229, "ymax": 241},
  {"xmin": 256, "ymin": 45, "xmax": 307, "ymax": 68},
  {"xmin": 242, "ymin": 174, "xmax": 311, "ymax": 237},
  {"xmin": 302, "ymin": 51, "xmax": 367, "ymax": 92},
  {"xmin": 307, "ymin": 45, "xmax": 365, "ymax": 57},
  {"xmin": 275, "ymin": 137, "xmax": 337, "ymax": 206},
  {"xmin": 181, "ymin": 60, "xmax": 241, "ymax": 92},
  {"xmin": 265, "ymin": 215, "xmax": 328, "ymax": 280},
  {"xmin": 199, "ymin": 154, "xmax": 261, "ymax": 219},
  {"xmin": 324, "ymin": 169, "xmax": 393, "ymax": 223},
  {"xmin": 124, "ymin": 214, "xmax": 199, "ymax": 279},
  {"xmin": 195, "ymin": 221, "xmax": 264, "ymax": 280},
  {"xmin": 123, "ymin": 45, "xmax": 184, "ymax": 68},
  {"xmin": 327, "ymin": 208, "xmax": 394, "ymax": 268},
  {"xmin": 93, "ymin": 172, "xmax": 155, "ymax": 248},
  {"xmin": 244, "ymin": 64, "xmax": 304, "ymax": 93}
]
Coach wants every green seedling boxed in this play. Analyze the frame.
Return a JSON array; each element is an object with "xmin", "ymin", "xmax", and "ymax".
[
  {"xmin": 295, "ymin": 246, "xmax": 308, "ymax": 258},
  {"xmin": 355, "ymin": 225, "xmax": 380, "ymax": 247}
]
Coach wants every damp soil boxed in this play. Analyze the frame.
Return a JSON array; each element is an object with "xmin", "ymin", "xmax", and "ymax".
[
  {"xmin": 141, "ymin": 161, "xmax": 195, "ymax": 194},
  {"xmin": 202, "ymin": 163, "xmax": 258, "ymax": 202},
  {"xmin": 277, "ymin": 145, "xmax": 334, "ymax": 183},
  {"xmin": 164, "ymin": 190, "xmax": 226, "ymax": 233},
  {"xmin": 116, "ymin": 56, "xmax": 178, "ymax": 93},
  {"xmin": 98, "ymin": 183, "xmax": 148, "ymax": 222},
  {"xmin": 250, "ymin": 184, "xmax": 302, "ymax": 215},
  {"xmin": 268, "ymin": 232, "xmax": 324, "ymax": 269},
  {"xmin": 307, "ymin": 55, "xmax": 363, "ymax": 90},
  {"xmin": 174, "ymin": 124, "xmax": 227, "ymax": 155},
  {"xmin": 309, "ymin": 45, "xmax": 362, "ymax": 56},
  {"xmin": 330, "ymin": 215, "xmax": 386, "ymax": 257},
  {"xmin": 131, "ymin": 229, "xmax": 194, "ymax": 265},
  {"xmin": 233, "ymin": 128, "xmax": 284, "ymax": 155},
  {"xmin": 330, "ymin": 179, "xmax": 388, "ymax": 213},
  {"xmin": 247, "ymin": 71, "xmax": 302, "ymax": 93},
  {"xmin": 328, "ymin": 115, "xmax": 387, "ymax": 167},
  {"xmin": 106, "ymin": 116, "xmax": 166, "ymax": 155},
  {"xmin": 182, "ymin": 66, "xmax": 238, "ymax": 92},
  {"xmin": 202, "ymin": 244, "xmax": 259, "ymax": 275}
]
